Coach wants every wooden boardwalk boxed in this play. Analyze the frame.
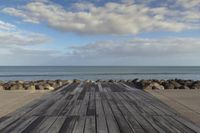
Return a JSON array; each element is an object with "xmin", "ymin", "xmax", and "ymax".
[{"xmin": 0, "ymin": 82, "xmax": 200, "ymax": 133}]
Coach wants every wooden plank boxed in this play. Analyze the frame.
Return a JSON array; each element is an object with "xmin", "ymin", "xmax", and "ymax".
[
  {"xmin": 173, "ymin": 115, "xmax": 200, "ymax": 133},
  {"xmin": 162, "ymin": 116, "xmax": 194, "ymax": 133},
  {"xmin": 118, "ymin": 93, "xmax": 158, "ymax": 133},
  {"xmin": 125, "ymin": 92, "xmax": 158, "ymax": 116},
  {"xmin": 79, "ymin": 92, "xmax": 90, "ymax": 116},
  {"xmin": 101, "ymin": 93, "xmax": 121, "ymax": 133},
  {"xmin": 21, "ymin": 116, "xmax": 46, "ymax": 133},
  {"xmin": 1, "ymin": 116, "xmax": 38, "ymax": 133},
  {"xmin": 58, "ymin": 116, "xmax": 78, "ymax": 133},
  {"xmin": 104, "ymin": 92, "xmax": 133, "ymax": 133},
  {"xmin": 46, "ymin": 117, "xmax": 66, "ymax": 133},
  {"xmin": 152, "ymin": 116, "xmax": 182, "ymax": 133},
  {"xmin": 72, "ymin": 117, "xmax": 86, "ymax": 133},
  {"xmin": 31, "ymin": 116, "xmax": 57, "ymax": 133},
  {"xmin": 84, "ymin": 88, "xmax": 96, "ymax": 133},
  {"xmin": 112, "ymin": 92, "xmax": 146, "ymax": 133},
  {"xmin": 96, "ymin": 93, "xmax": 108, "ymax": 133},
  {"xmin": 84, "ymin": 116, "xmax": 96, "ymax": 133},
  {"xmin": 98, "ymin": 82, "xmax": 103, "ymax": 92}
]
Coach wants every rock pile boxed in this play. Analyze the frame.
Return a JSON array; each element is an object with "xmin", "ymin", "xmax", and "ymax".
[
  {"xmin": 0, "ymin": 80, "xmax": 69, "ymax": 90},
  {"xmin": 122, "ymin": 79, "xmax": 200, "ymax": 90}
]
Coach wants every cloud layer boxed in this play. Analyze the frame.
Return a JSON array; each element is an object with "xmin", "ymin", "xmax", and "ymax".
[
  {"xmin": 0, "ymin": 20, "xmax": 16, "ymax": 31},
  {"xmin": 0, "ymin": 20, "xmax": 50, "ymax": 46},
  {"xmin": 69, "ymin": 38, "xmax": 200, "ymax": 58},
  {"xmin": 0, "ymin": 20, "xmax": 53, "ymax": 65},
  {"xmin": 2, "ymin": 0, "xmax": 200, "ymax": 35}
]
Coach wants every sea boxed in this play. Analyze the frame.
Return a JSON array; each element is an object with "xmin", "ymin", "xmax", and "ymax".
[{"xmin": 0, "ymin": 66, "xmax": 200, "ymax": 81}]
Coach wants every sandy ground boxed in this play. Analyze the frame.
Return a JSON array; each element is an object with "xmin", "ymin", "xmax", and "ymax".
[
  {"xmin": 0, "ymin": 90, "xmax": 49, "ymax": 117},
  {"xmin": 147, "ymin": 89, "xmax": 200, "ymax": 127}
]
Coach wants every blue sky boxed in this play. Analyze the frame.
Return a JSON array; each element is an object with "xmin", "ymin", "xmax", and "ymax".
[{"xmin": 0, "ymin": 0, "xmax": 199, "ymax": 66}]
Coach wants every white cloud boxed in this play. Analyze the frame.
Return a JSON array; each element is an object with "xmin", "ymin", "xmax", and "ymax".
[
  {"xmin": 68, "ymin": 38, "xmax": 200, "ymax": 58},
  {"xmin": 2, "ymin": 1, "xmax": 199, "ymax": 35},
  {"xmin": 175, "ymin": 0, "xmax": 200, "ymax": 8},
  {"xmin": 0, "ymin": 31, "xmax": 50, "ymax": 46},
  {"xmin": 0, "ymin": 20, "xmax": 50, "ymax": 46},
  {"xmin": 0, "ymin": 20, "xmax": 16, "ymax": 31}
]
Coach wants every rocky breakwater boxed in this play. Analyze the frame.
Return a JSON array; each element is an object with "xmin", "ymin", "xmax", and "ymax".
[
  {"xmin": 0, "ymin": 80, "xmax": 70, "ymax": 91},
  {"xmin": 123, "ymin": 79, "xmax": 200, "ymax": 90}
]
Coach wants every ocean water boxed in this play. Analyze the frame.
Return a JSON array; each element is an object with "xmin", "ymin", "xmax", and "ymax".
[{"xmin": 0, "ymin": 66, "xmax": 200, "ymax": 81}]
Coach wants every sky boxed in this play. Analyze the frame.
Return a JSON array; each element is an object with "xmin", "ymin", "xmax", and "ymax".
[{"xmin": 0, "ymin": 0, "xmax": 199, "ymax": 66}]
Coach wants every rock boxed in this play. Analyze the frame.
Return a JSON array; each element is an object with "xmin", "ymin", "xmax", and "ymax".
[
  {"xmin": 26, "ymin": 85, "xmax": 36, "ymax": 90},
  {"xmin": 56, "ymin": 80, "xmax": 63, "ymax": 86},
  {"xmin": 3, "ymin": 83, "xmax": 11, "ymax": 90},
  {"xmin": 0, "ymin": 80, "xmax": 4, "ymax": 85},
  {"xmin": 35, "ymin": 85, "xmax": 44, "ymax": 90},
  {"xmin": 144, "ymin": 82, "xmax": 164, "ymax": 90},
  {"xmin": 132, "ymin": 78, "xmax": 139, "ymax": 83},
  {"xmin": 96, "ymin": 79, "xmax": 102, "ymax": 82},
  {"xmin": 170, "ymin": 80, "xmax": 182, "ymax": 89},
  {"xmin": 85, "ymin": 80, "xmax": 93, "ymax": 83},
  {"xmin": 180, "ymin": 85, "xmax": 190, "ymax": 90},
  {"xmin": 7, "ymin": 81, "xmax": 16, "ymax": 86},
  {"xmin": 0, "ymin": 85, "xmax": 4, "ymax": 90},
  {"xmin": 118, "ymin": 80, "xmax": 125, "ymax": 83},
  {"xmin": 162, "ymin": 82, "xmax": 175, "ymax": 89},
  {"xmin": 10, "ymin": 84, "xmax": 24, "ymax": 90},
  {"xmin": 126, "ymin": 80, "xmax": 132, "ymax": 83},
  {"xmin": 15, "ymin": 80, "xmax": 24, "ymax": 84},
  {"xmin": 191, "ymin": 83, "xmax": 200, "ymax": 89},
  {"xmin": 183, "ymin": 80, "xmax": 193, "ymax": 87},
  {"xmin": 73, "ymin": 79, "xmax": 81, "ymax": 83},
  {"xmin": 108, "ymin": 79, "xmax": 114, "ymax": 83},
  {"xmin": 62, "ymin": 80, "xmax": 69, "ymax": 85},
  {"xmin": 44, "ymin": 84, "xmax": 55, "ymax": 90}
]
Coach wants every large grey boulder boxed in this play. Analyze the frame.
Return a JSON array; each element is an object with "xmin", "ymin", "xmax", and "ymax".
[
  {"xmin": 180, "ymin": 85, "xmax": 190, "ymax": 90},
  {"xmin": 15, "ymin": 80, "xmax": 24, "ymax": 84},
  {"xmin": 170, "ymin": 80, "xmax": 182, "ymax": 89},
  {"xmin": 144, "ymin": 82, "xmax": 164, "ymax": 90},
  {"xmin": 0, "ymin": 85, "xmax": 4, "ymax": 90},
  {"xmin": 73, "ymin": 79, "xmax": 81, "ymax": 83},
  {"xmin": 10, "ymin": 84, "xmax": 24, "ymax": 90},
  {"xmin": 162, "ymin": 82, "xmax": 175, "ymax": 89},
  {"xmin": 191, "ymin": 82, "xmax": 200, "ymax": 89},
  {"xmin": 35, "ymin": 84, "xmax": 44, "ymax": 90},
  {"xmin": 44, "ymin": 84, "xmax": 55, "ymax": 90},
  {"xmin": 26, "ymin": 85, "xmax": 36, "ymax": 90}
]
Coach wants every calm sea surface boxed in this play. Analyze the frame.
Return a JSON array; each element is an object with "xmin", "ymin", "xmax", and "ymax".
[{"xmin": 0, "ymin": 66, "xmax": 200, "ymax": 81}]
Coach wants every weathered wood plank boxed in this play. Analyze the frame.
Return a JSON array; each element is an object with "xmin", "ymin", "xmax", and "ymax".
[
  {"xmin": 104, "ymin": 92, "xmax": 133, "ymax": 133},
  {"xmin": 101, "ymin": 94, "xmax": 121, "ymax": 133},
  {"xmin": 96, "ymin": 92, "xmax": 109, "ymax": 133},
  {"xmin": 84, "ymin": 116, "xmax": 96, "ymax": 133}
]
